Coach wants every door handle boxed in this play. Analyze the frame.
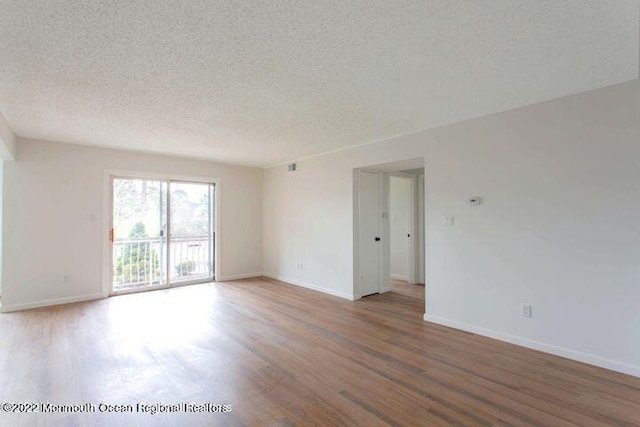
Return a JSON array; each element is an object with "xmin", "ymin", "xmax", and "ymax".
[{"xmin": 375, "ymin": 237, "xmax": 381, "ymax": 241}]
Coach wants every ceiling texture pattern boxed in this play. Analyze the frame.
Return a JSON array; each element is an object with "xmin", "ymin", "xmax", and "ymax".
[{"xmin": 0, "ymin": 1, "xmax": 638, "ymax": 166}]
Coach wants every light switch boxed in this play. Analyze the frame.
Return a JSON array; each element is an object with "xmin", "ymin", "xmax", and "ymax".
[{"xmin": 442, "ymin": 216, "xmax": 455, "ymax": 227}]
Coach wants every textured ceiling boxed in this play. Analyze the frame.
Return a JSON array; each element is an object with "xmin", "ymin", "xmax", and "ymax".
[{"xmin": 0, "ymin": 1, "xmax": 638, "ymax": 167}]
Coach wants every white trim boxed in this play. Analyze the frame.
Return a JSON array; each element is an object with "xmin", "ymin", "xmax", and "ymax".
[
  {"xmin": 416, "ymin": 173, "xmax": 425, "ymax": 284},
  {"xmin": 217, "ymin": 272, "xmax": 263, "ymax": 281},
  {"xmin": 407, "ymin": 175, "xmax": 417, "ymax": 284},
  {"xmin": 424, "ymin": 314, "xmax": 640, "ymax": 378},
  {"xmin": 101, "ymin": 171, "xmax": 112, "ymax": 296},
  {"xmin": 266, "ymin": 128, "xmax": 434, "ymax": 169},
  {"xmin": 104, "ymin": 169, "xmax": 221, "ymax": 184},
  {"xmin": 391, "ymin": 274, "xmax": 409, "ymax": 281},
  {"xmin": 263, "ymin": 273, "xmax": 356, "ymax": 301},
  {"xmin": 111, "ymin": 283, "xmax": 173, "ymax": 297},
  {"xmin": 1, "ymin": 293, "xmax": 105, "ymax": 313}
]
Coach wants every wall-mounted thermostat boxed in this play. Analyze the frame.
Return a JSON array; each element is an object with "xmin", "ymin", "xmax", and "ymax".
[{"xmin": 468, "ymin": 196, "xmax": 482, "ymax": 205}]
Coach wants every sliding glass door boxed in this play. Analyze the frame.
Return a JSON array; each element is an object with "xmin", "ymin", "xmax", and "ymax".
[
  {"xmin": 112, "ymin": 178, "xmax": 167, "ymax": 291},
  {"xmin": 111, "ymin": 177, "xmax": 215, "ymax": 293},
  {"xmin": 169, "ymin": 182, "xmax": 215, "ymax": 285}
]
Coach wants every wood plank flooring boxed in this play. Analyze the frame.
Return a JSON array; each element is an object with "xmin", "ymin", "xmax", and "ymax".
[
  {"xmin": 389, "ymin": 278, "xmax": 425, "ymax": 301},
  {"xmin": 0, "ymin": 277, "xmax": 638, "ymax": 426}
]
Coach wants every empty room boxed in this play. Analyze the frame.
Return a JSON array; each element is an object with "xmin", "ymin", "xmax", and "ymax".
[{"xmin": 1, "ymin": 1, "xmax": 639, "ymax": 426}]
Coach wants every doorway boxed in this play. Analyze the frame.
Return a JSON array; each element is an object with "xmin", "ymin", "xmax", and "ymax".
[
  {"xmin": 390, "ymin": 175, "xmax": 412, "ymax": 282},
  {"xmin": 110, "ymin": 177, "xmax": 216, "ymax": 294},
  {"xmin": 354, "ymin": 158, "xmax": 425, "ymax": 306}
]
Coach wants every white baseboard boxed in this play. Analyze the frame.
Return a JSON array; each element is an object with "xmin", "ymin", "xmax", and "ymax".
[
  {"xmin": 217, "ymin": 272, "xmax": 263, "ymax": 281},
  {"xmin": 1, "ymin": 293, "xmax": 106, "ymax": 313},
  {"xmin": 391, "ymin": 274, "xmax": 408, "ymax": 281},
  {"xmin": 263, "ymin": 273, "xmax": 355, "ymax": 301},
  {"xmin": 424, "ymin": 314, "xmax": 640, "ymax": 378}
]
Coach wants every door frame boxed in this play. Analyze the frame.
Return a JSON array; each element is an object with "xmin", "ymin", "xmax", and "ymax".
[
  {"xmin": 102, "ymin": 170, "xmax": 220, "ymax": 297},
  {"xmin": 389, "ymin": 172, "xmax": 418, "ymax": 284},
  {"xmin": 416, "ymin": 173, "xmax": 425, "ymax": 284},
  {"xmin": 353, "ymin": 169, "xmax": 389, "ymax": 299}
]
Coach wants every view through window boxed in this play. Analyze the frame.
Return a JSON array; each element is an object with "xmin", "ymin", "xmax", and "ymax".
[{"xmin": 111, "ymin": 178, "xmax": 215, "ymax": 292}]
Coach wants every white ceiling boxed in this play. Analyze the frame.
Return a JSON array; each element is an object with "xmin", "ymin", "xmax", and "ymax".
[{"xmin": 0, "ymin": 1, "xmax": 638, "ymax": 167}]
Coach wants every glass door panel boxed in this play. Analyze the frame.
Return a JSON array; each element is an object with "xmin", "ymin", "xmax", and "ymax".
[
  {"xmin": 112, "ymin": 179, "xmax": 168, "ymax": 291},
  {"xmin": 169, "ymin": 182, "xmax": 215, "ymax": 284}
]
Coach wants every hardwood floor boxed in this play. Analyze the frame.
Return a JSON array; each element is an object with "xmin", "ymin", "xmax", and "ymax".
[
  {"xmin": 0, "ymin": 277, "xmax": 638, "ymax": 426},
  {"xmin": 389, "ymin": 278, "xmax": 425, "ymax": 301}
]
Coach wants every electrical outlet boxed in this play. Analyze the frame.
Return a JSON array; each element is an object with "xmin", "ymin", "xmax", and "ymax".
[
  {"xmin": 296, "ymin": 263, "xmax": 304, "ymax": 270},
  {"xmin": 521, "ymin": 304, "xmax": 532, "ymax": 318}
]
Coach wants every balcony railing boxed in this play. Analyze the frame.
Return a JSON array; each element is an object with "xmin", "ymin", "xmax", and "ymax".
[{"xmin": 113, "ymin": 236, "xmax": 212, "ymax": 290}]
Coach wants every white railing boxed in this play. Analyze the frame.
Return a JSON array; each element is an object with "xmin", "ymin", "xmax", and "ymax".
[
  {"xmin": 113, "ymin": 236, "xmax": 212, "ymax": 290},
  {"xmin": 170, "ymin": 236, "xmax": 212, "ymax": 282}
]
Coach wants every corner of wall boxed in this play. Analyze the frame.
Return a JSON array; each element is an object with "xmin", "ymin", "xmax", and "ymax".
[{"xmin": 0, "ymin": 112, "xmax": 16, "ymax": 161}]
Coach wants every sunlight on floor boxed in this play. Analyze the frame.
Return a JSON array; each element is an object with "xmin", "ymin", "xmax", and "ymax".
[{"xmin": 108, "ymin": 284, "xmax": 220, "ymax": 350}]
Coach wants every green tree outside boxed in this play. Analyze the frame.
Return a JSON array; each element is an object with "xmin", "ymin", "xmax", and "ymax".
[{"xmin": 115, "ymin": 222, "xmax": 160, "ymax": 285}]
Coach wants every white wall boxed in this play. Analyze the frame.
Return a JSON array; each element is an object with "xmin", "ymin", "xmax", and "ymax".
[
  {"xmin": 0, "ymin": 111, "xmax": 16, "ymax": 161},
  {"xmin": 0, "ymin": 161, "xmax": 3, "ymax": 294},
  {"xmin": 390, "ymin": 176, "xmax": 410, "ymax": 280},
  {"xmin": 2, "ymin": 139, "xmax": 263, "ymax": 311},
  {"xmin": 263, "ymin": 80, "xmax": 640, "ymax": 376}
]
